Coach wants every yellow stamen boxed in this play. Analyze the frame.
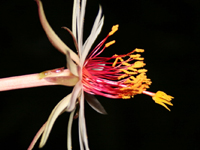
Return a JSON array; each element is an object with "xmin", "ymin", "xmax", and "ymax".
[
  {"xmin": 133, "ymin": 61, "xmax": 146, "ymax": 68},
  {"xmin": 152, "ymin": 91, "xmax": 174, "ymax": 111},
  {"xmin": 112, "ymin": 54, "xmax": 118, "ymax": 67},
  {"xmin": 135, "ymin": 48, "xmax": 144, "ymax": 52},
  {"xmin": 121, "ymin": 95, "xmax": 131, "ymax": 99},
  {"xmin": 109, "ymin": 24, "xmax": 119, "ymax": 36},
  {"xmin": 111, "ymin": 48, "xmax": 173, "ymax": 110},
  {"xmin": 130, "ymin": 76, "xmax": 136, "ymax": 80},
  {"xmin": 112, "ymin": 56, "xmax": 124, "ymax": 67},
  {"xmin": 111, "ymin": 48, "xmax": 153, "ymax": 99},
  {"xmin": 118, "ymin": 74, "xmax": 128, "ymax": 80},
  {"xmin": 127, "ymin": 67, "xmax": 137, "ymax": 72},
  {"xmin": 130, "ymin": 54, "xmax": 144, "ymax": 60},
  {"xmin": 120, "ymin": 69, "xmax": 138, "ymax": 75},
  {"xmin": 138, "ymin": 69, "xmax": 148, "ymax": 73},
  {"xmin": 120, "ymin": 72, "xmax": 152, "ymax": 98},
  {"xmin": 130, "ymin": 54, "xmax": 141, "ymax": 58},
  {"xmin": 122, "ymin": 62, "xmax": 131, "ymax": 66},
  {"xmin": 105, "ymin": 40, "xmax": 116, "ymax": 48}
]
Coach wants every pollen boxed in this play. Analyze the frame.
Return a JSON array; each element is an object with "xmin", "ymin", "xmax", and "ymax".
[
  {"xmin": 130, "ymin": 54, "xmax": 144, "ymax": 60},
  {"xmin": 138, "ymin": 69, "xmax": 148, "ymax": 73},
  {"xmin": 127, "ymin": 67, "xmax": 137, "ymax": 72},
  {"xmin": 118, "ymin": 74, "xmax": 128, "ymax": 80},
  {"xmin": 112, "ymin": 56, "xmax": 124, "ymax": 67},
  {"xmin": 135, "ymin": 48, "xmax": 144, "ymax": 52},
  {"xmin": 105, "ymin": 40, "xmax": 116, "ymax": 48},
  {"xmin": 133, "ymin": 61, "xmax": 146, "ymax": 68},
  {"xmin": 120, "ymin": 69, "xmax": 138, "ymax": 75},
  {"xmin": 109, "ymin": 24, "xmax": 119, "ymax": 36},
  {"xmin": 109, "ymin": 49, "xmax": 152, "ymax": 99}
]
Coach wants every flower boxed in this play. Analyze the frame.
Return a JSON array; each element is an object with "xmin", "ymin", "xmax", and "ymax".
[{"xmin": 27, "ymin": 0, "xmax": 174, "ymax": 150}]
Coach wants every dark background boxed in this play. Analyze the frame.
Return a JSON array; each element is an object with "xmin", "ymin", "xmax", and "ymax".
[{"xmin": 0, "ymin": 0, "xmax": 200, "ymax": 149}]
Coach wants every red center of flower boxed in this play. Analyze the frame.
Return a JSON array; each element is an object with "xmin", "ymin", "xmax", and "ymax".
[{"xmin": 82, "ymin": 25, "xmax": 152, "ymax": 99}]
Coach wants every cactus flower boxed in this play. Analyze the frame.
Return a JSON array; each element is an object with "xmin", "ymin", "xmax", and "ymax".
[{"xmin": 0, "ymin": 0, "xmax": 174, "ymax": 150}]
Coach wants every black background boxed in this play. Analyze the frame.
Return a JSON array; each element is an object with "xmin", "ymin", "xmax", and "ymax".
[{"xmin": 0, "ymin": 0, "xmax": 200, "ymax": 149}]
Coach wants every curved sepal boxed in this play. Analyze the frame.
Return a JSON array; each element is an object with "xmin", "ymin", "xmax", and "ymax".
[
  {"xmin": 39, "ymin": 93, "xmax": 72, "ymax": 148},
  {"xmin": 35, "ymin": 0, "xmax": 80, "ymax": 65},
  {"xmin": 62, "ymin": 27, "xmax": 79, "ymax": 53},
  {"xmin": 28, "ymin": 122, "xmax": 47, "ymax": 150}
]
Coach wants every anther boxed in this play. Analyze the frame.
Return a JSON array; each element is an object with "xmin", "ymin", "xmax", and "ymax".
[
  {"xmin": 135, "ymin": 48, "xmax": 144, "ymax": 52},
  {"xmin": 105, "ymin": 40, "xmax": 116, "ymax": 48},
  {"xmin": 109, "ymin": 24, "xmax": 119, "ymax": 36}
]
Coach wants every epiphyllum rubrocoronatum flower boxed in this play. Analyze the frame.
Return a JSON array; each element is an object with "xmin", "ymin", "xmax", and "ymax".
[{"xmin": 0, "ymin": 0, "xmax": 173, "ymax": 150}]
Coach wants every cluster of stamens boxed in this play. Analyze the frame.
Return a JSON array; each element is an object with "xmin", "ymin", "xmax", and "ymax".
[
  {"xmin": 82, "ymin": 25, "xmax": 152, "ymax": 99},
  {"xmin": 111, "ymin": 48, "xmax": 151, "ymax": 99}
]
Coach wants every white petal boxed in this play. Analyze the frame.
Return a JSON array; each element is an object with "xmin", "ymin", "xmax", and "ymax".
[
  {"xmin": 39, "ymin": 93, "xmax": 72, "ymax": 148},
  {"xmin": 67, "ymin": 108, "xmax": 76, "ymax": 150},
  {"xmin": 72, "ymin": 0, "xmax": 77, "ymax": 40},
  {"xmin": 77, "ymin": 0, "xmax": 87, "ymax": 54},
  {"xmin": 66, "ymin": 50, "xmax": 79, "ymax": 76},
  {"xmin": 35, "ymin": 0, "xmax": 80, "ymax": 65},
  {"xmin": 73, "ymin": 0, "xmax": 80, "ymax": 44},
  {"xmin": 85, "ymin": 92, "xmax": 107, "ymax": 114},
  {"xmin": 82, "ymin": 6, "xmax": 103, "ymax": 52},
  {"xmin": 79, "ymin": 90, "xmax": 90, "ymax": 150},
  {"xmin": 67, "ymin": 80, "xmax": 82, "ymax": 112},
  {"xmin": 81, "ymin": 6, "xmax": 104, "ymax": 64}
]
